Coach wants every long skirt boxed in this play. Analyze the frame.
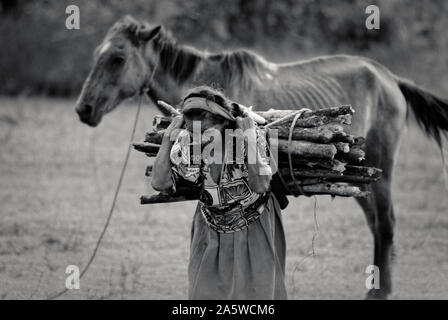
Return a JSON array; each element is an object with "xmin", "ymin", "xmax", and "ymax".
[{"xmin": 187, "ymin": 193, "xmax": 287, "ymax": 300}]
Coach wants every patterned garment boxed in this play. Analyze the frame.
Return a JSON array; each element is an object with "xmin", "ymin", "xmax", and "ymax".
[{"xmin": 170, "ymin": 127, "xmax": 271, "ymax": 233}]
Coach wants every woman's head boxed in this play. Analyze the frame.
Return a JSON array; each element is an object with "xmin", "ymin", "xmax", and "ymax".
[{"xmin": 181, "ymin": 86, "xmax": 238, "ymax": 133}]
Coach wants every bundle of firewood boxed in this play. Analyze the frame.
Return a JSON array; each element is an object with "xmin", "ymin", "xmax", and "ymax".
[{"xmin": 133, "ymin": 105, "xmax": 382, "ymax": 204}]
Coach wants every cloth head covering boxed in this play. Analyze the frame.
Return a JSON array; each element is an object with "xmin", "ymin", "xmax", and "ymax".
[
  {"xmin": 182, "ymin": 97, "xmax": 236, "ymax": 121},
  {"xmin": 182, "ymin": 95, "xmax": 267, "ymax": 125}
]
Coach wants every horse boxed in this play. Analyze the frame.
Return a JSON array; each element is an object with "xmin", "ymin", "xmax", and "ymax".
[{"xmin": 75, "ymin": 16, "xmax": 448, "ymax": 299}]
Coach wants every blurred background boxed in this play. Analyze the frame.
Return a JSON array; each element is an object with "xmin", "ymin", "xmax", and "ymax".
[
  {"xmin": 2, "ymin": 0, "xmax": 448, "ymax": 97},
  {"xmin": 0, "ymin": 0, "xmax": 447, "ymax": 299}
]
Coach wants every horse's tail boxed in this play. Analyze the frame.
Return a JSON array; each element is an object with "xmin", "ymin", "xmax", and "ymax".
[
  {"xmin": 397, "ymin": 77, "xmax": 448, "ymax": 190},
  {"xmin": 397, "ymin": 77, "xmax": 448, "ymax": 149}
]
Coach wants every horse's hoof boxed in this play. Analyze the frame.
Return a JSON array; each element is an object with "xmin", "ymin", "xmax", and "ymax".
[{"xmin": 365, "ymin": 289, "xmax": 389, "ymax": 300}]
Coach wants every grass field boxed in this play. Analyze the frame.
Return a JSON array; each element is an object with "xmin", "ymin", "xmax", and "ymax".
[{"xmin": 0, "ymin": 97, "xmax": 447, "ymax": 299}]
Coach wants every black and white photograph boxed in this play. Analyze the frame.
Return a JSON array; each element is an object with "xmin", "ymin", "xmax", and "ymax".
[{"xmin": 0, "ymin": 0, "xmax": 447, "ymax": 305}]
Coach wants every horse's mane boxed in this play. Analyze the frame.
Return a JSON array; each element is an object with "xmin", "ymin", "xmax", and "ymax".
[
  {"xmin": 208, "ymin": 50, "xmax": 276, "ymax": 88},
  {"xmin": 114, "ymin": 16, "xmax": 275, "ymax": 87},
  {"xmin": 152, "ymin": 28, "xmax": 203, "ymax": 83},
  {"xmin": 152, "ymin": 29, "xmax": 275, "ymax": 87}
]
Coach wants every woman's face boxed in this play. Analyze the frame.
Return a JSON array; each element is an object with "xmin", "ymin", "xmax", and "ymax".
[
  {"xmin": 184, "ymin": 110, "xmax": 228, "ymax": 134},
  {"xmin": 183, "ymin": 110, "xmax": 229, "ymax": 148}
]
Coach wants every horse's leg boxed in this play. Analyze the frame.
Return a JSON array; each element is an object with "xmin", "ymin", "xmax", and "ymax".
[
  {"xmin": 355, "ymin": 187, "xmax": 376, "ymax": 235},
  {"xmin": 354, "ymin": 173, "xmax": 394, "ymax": 299},
  {"xmin": 368, "ymin": 170, "xmax": 396, "ymax": 298},
  {"xmin": 362, "ymin": 128, "xmax": 399, "ymax": 299}
]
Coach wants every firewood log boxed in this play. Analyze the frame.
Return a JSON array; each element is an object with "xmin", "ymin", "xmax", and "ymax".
[
  {"xmin": 333, "ymin": 142, "xmax": 350, "ymax": 153},
  {"xmin": 141, "ymin": 192, "xmax": 196, "ymax": 204},
  {"xmin": 336, "ymin": 146, "xmax": 365, "ymax": 163},
  {"xmin": 286, "ymin": 183, "xmax": 370, "ymax": 197},
  {"xmin": 258, "ymin": 105, "xmax": 354, "ymax": 122},
  {"xmin": 279, "ymin": 168, "xmax": 380, "ymax": 184},
  {"xmin": 277, "ymin": 140, "xmax": 337, "ymax": 159},
  {"xmin": 344, "ymin": 165, "xmax": 382, "ymax": 177},
  {"xmin": 133, "ymin": 143, "xmax": 160, "ymax": 156},
  {"xmin": 277, "ymin": 157, "xmax": 347, "ymax": 173},
  {"xmin": 145, "ymin": 131, "xmax": 164, "ymax": 145},
  {"xmin": 270, "ymin": 124, "xmax": 344, "ymax": 143},
  {"xmin": 152, "ymin": 116, "xmax": 173, "ymax": 131}
]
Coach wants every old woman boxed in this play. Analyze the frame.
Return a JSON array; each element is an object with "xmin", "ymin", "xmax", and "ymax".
[{"xmin": 151, "ymin": 86, "xmax": 287, "ymax": 300}]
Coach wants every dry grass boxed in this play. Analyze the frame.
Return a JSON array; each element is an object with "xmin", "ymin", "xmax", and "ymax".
[{"xmin": 0, "ymin": 97, "xmax": 447, "ymax": 299}]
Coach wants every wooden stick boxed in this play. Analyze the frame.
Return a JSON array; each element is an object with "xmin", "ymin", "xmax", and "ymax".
[
  {"xmin": 277, "ymin": 140, "xmax": 337, "ymax": 159},
  {"xmin": 259, "ymin": 105, "xmax": 354, "ymax": 122},
  {"xmin": 301, "ymin": 105, "xmax": 355, "ymax": 118},
  {"xmin": 336, "ymin": 146, "xmax": 365, "ymax": 163},
  {"xmin": 141, "ymin": 193, "xmax": 195, "ymax": 204},
  {"xmin": 344, "ymin": 165, "xmax": 382, "ymax": 177},
  {"xmin": 330, "ymin": 131, "xmax": 354, "ymax": 144},
  {"xmin": 152, "ymin": 116, "xmax": 173, "ymax": 131},
  {"xmin": 145, "ymin": 131, "xmax": 164, "ymax": 145},
  {"xmin": 279, "ymin": 166, "xmax": 380, "ymax": 179},
  {"xmin": 296, "ymin": 176, "xmax": 377, "ymax": 184},
  {"xmin": 140, "ymin": 184, "xmax": 201, "ymax": 204},
  {"xmin": 278, "ymin": 168, "xmax": 380, "ymax": 184},
  {"xmin": 264, "ymin": 113, "xmax": 352, "ymax": 128},
  {"xmin": 277, "ymin": 157, "xmax": 347, "ymax": 172},
  {"xmin": 270, "ymin": 124, "xmax": 344, "ymax": 143},
  {"xmin": 287, "ymin": 183, "xmax": 370, "ymax": 197},
  {"xmin": 353, "ymin": 136, "xmax": 366, "ymax": 146},
  {"xmin": 333, "ymin": 142, "xmax": 350, "ymax": 153},
  {"xmin": 157, "ymin": 100, "xmax": 181, "ymax": 116},
  {"xmin": 133, "ymin": 142, "xmax": 161, "ymax": 155}
]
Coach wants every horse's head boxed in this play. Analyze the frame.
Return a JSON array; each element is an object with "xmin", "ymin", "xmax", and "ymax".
[{"xmin": 75, "ymin": 16, "xmax": 161, "ymax": 126}]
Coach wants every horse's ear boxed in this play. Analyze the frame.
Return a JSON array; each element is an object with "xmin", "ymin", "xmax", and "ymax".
[{"xmin": 137, "ymin": 25, "xmax": 162, "ymax": 42}]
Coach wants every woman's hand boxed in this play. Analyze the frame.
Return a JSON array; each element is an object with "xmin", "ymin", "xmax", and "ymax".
[
  {"xmin": 165, "ymin": 115, "xmax": 185, "ymax": 141},
  {"xmin": 235, "ymin": 116, "xmax": 257, "ymax": 149},
  {"xmin": 151, "ymin": 115, "xmax": 184, "ymax": 191},
  {"xmin": 235, "ymin": 116, "xmax": 255, "ymax": 132},
  {"xmin": 235, "ymin": 116, "xmax": 272, "ymax": 194}
]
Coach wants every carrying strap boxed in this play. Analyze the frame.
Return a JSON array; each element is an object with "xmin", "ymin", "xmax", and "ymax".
[{"xmin": 266, "ymin": 108, "xmax": 312, "ymax": 198}]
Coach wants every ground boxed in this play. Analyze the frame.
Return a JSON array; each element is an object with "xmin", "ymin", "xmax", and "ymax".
[{"xmin": 0, "ymin": 97, "xmax": 447, "ymax": 299}]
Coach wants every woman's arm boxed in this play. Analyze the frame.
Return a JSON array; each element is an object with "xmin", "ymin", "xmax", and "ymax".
[
  {"xmin": 151, "ymin": 115, "xmax": 185, "ymax": 191},
  {"xmin": 236, "ymin": 117, "xmax": 272, "ymax": 194}
]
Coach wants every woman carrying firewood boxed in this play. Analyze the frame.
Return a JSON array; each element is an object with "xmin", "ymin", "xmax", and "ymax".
[{"xmin": 151, "ymin": 86, "xmax": 288, "ymax": 300}]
